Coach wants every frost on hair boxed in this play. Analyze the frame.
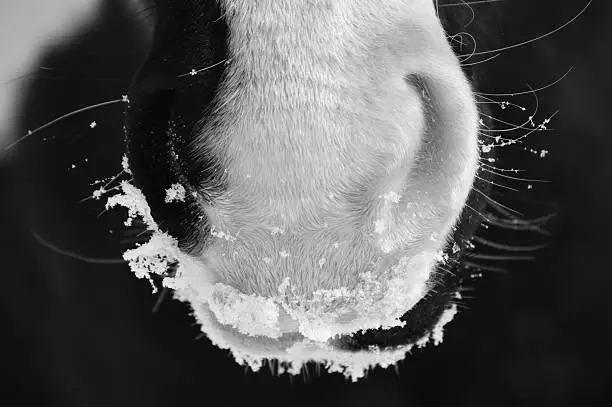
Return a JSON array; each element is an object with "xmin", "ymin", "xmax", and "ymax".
[{"xmin": 102, "ymin": 157, "xmax": 460, "ymax": 381}]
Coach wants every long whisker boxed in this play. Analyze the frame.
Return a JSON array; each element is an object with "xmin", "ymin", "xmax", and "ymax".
[
  {"xmin": 472, "ymin": 236, "xmax": 549, "ymax": 252},
  {"xmin": 475, "ymin": 67, "xmax": 573, "ymax": 97},
  {"xmin": 461, "ymin": 0, "xmax": 476, "ymax": 28},
  {"xmin": 463, "ymin": 261, "xmax": 508, "ymax": 273},
  {"xmin": 439, "ymin": 0, "xmax": 506, "ymax": 7},
  {"xmin": 178, "ymin": 59, "xmax": 229, "ymax": 78},
  {"xmin": 458, "ymin": 1, "xmax": 592, "ymax": 57},
  {"xmin": 152, "ymin": 287, "xmax": 170, "ymax": 313},
  {"xmin": 473, "ymin": 187, "xmax": 523, "ymax": 216},
  {"xmin": 465, "ymin": 253, "xmax": 535, "ymax": 261},
  {"xmin": 480, "ymin": 166, "xmax": 549, "ymax": 183},
  {"xmin": 478, "ymin": 161, "xmax": 527, "ymax": 173},
  {"xmin": 464, "ymin": 203, "xmax": 491, "ymax": 222},
  {"xmin": 478, "ymin": 84, "xmax": 543, "ymax": 133},
  {"xmin": 477, "ymin": 94, "xmax": 527, "ymax": 111},
  {"xmin": 32, "ymin": 231, "xmax": 124, "ymax": 265},
  {"xmin": 3, "ymin": 96, "xmax": 129, "ymax": 152},
  {"xmin": 474, "ymin": 174, "xmax": 518, "ymax": 192},
  {"xmin": 461, "ymin": 53, "xmax": 501, "ymax": 67},
  {"xmin": 481, "ymin": 215, "xmax": 552, "ymax": 236},
  {"xmin": 455, "ymin": 31, "xmax": 478, "ymax": 63},
  {"xmin": 437, "ymin": 265, "xmax": 457, "ymax": 277}
]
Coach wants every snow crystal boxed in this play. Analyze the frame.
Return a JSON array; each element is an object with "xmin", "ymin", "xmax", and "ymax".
[
  {"xmin": 105, "ymin": 164, "xmax": 459, "ymax": 382},
  {"xmin": 106, "ymin": 181, "xmax": 156, "ymax": 228},
  {"xmin": 378, "ymin": 191, "xmax": 401, "ymax": 204},
  {"xmin": 92, "ymin": 187, "xmax": 105, "ymax": 200},
  {"xmin": 269, "ymin": 226, "xmax": 285, "ymax": 235},
  {"xmin": 210, "ymin": 225, "xmax": 237, "ymax": 242},
  {"xmin": 121, "ymin": 154, "xmax": 132, "ymax": 175},
  {"xmin": 374, "ymin": 218, "xmax": 388, "ymax": 235},
  {"xmin": 164, "ymin": 183, "xmax": 186, "ymax": 203},
  {"xmin": 208, "ymin": 284, "xmax": 281, "ymax": 338},
  {"xmin": 431, "ymin": 304, "xmax": 458, "ymax": 346}
]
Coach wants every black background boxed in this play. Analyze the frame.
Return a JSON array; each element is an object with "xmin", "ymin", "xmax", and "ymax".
[{"xmin": 1, "ymin": 0, "xmax": 610, "ymax": 405}]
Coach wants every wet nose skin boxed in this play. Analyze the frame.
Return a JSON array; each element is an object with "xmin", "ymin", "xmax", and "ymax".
[{"xmin": 124, "ymin": 0, "xmax": 481, "ymax": 361}]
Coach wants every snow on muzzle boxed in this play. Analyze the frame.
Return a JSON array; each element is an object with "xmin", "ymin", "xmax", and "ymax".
[
  {"xmin": 106, "ymin": 176, "xmax": 475, "ymax": 381},
  {"xmin": 109, "ymin": 0, "xmax": 482, "ymax": 381}
]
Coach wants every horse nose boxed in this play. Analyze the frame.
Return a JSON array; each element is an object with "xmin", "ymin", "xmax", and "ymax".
[
  {"xmin": 197, "ymin": 3, "xmax": 479, "ymax": 305},
  {"xmin": 120, "ymin": 0, "xmax": 481, "ymax": 372}
]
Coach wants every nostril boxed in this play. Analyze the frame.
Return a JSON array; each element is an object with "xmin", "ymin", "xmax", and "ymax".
[
  {"xmin": 369, "ymin": 65, "xmax": 478, "ymax": 252},
  {"xmin": 405, "ymin": 74, "xmax": 433, "ymax": 123}
]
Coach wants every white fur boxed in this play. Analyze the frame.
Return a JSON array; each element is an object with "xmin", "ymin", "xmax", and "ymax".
[{"xmin": 193, "ymin": 0, "xmax": 479, "ymax": 313}]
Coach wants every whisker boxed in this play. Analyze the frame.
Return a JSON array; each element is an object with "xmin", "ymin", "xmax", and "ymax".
[
  {"xmin": 455, "ymin": 31, "xmax": 478, "ymax": 62},
  {"xmin": 478, "ymin": 113, "xmax": 542, "ymax": 133},
  {"xmin": 474, "ymin": 174, "xmax": 518, "ymax": 192},
  {"xmin": 478, "ymin": 131, "xmax": 516, "ymax": 143},
  {"xmin": 79, "ymin": 184, "xmax": 124, "ymax": 203},
  {"xmin": 478, "ymin": 86, "xmax": 543, "ymax": 133},
  {"xmin": 481, "ymin": 216, "xmax": 552, "ymax": 236},
  {"xmin": 475, "ymin": 67, "xmax": 573, "ymax": 97},
  {"xmin": 458, "ymin": 1, "xmax": 592, "ymax": 57},
  {"xmin": 463, "ymin": 261, "xmax": 509, "ymax": 273},
  {"xmin": 478, "ymin": 161, "xmax": 527, "ymax": 173},
  {"xmin": 465, "ymin": 253, "xmax": 535, "ymax": 261},
  {"xmin": 499, "ymin": 212, "xmax": 557, "ymax": 227},
  {"xmin": 122, "ymin": 226, "xmax": 149, "ymax": 237},
  {"xmin": 32, "ymin": 231, "xmax": 124, "ymax": 265},
  {"xmin": 464, "ymin": 203, "xmax": 490, "ymax": 222},
  {"xmin": 489, "ymin": 204, "xmax": 556, "ymax": 226},
  {"xmin": 152, "ymin": 287, "xmax": 170, "ymax": 313},
  {"xmin": 473, "ymin": 187, "xmax": 523, "ymax": 216},
  {"xmin": 509, "ymin": 110, "xmax": 558, "ymax": 145},
  {"xmin": 102, "ymin": 170, "xmax": 129, "ymax": 190},
  {"xmin": 97, "ymin": 208, "xmax": 110, "ymax": 219},
  {"xmin": 135, "ymin": 228, "xmax": 152, "ymax": 239},
  {"xmin": 477, "ymin": 94, "xmax": 527, "ymax": 111},
  {"xmin": 439, "ymin": 0, "xmax": 506, "ymax": 7},
  {"xmin": 3, "ymin": 96, "xmax": 129, "ymax": 153},
  {"xmin": 472, "ymin": 236, "xmax": 549, "ymax": 252},
  {"xmin": 437, "ymin": 265, "xmax": 457, "ymax": 277},
  {"xmin": 461, "ymin": 53, "xmax": 501, "ymax": 67},
  {"xmin": 480, "ymin": 167, "xmax": 549, "ymax": 183},
  {"xmin": 119, "ymin": 234, "xmax": 151, "ymax": 245},
  {"xmin": 460, "ymin": 0, "xmax": 476, "ymax": 28},
  {"xmin": 455, "ymin": 303, "xmax": 473, "ymax": 311},
  {"xmin": 177, "ymin": 59, "xmax": 229, "ymax": 78}
]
